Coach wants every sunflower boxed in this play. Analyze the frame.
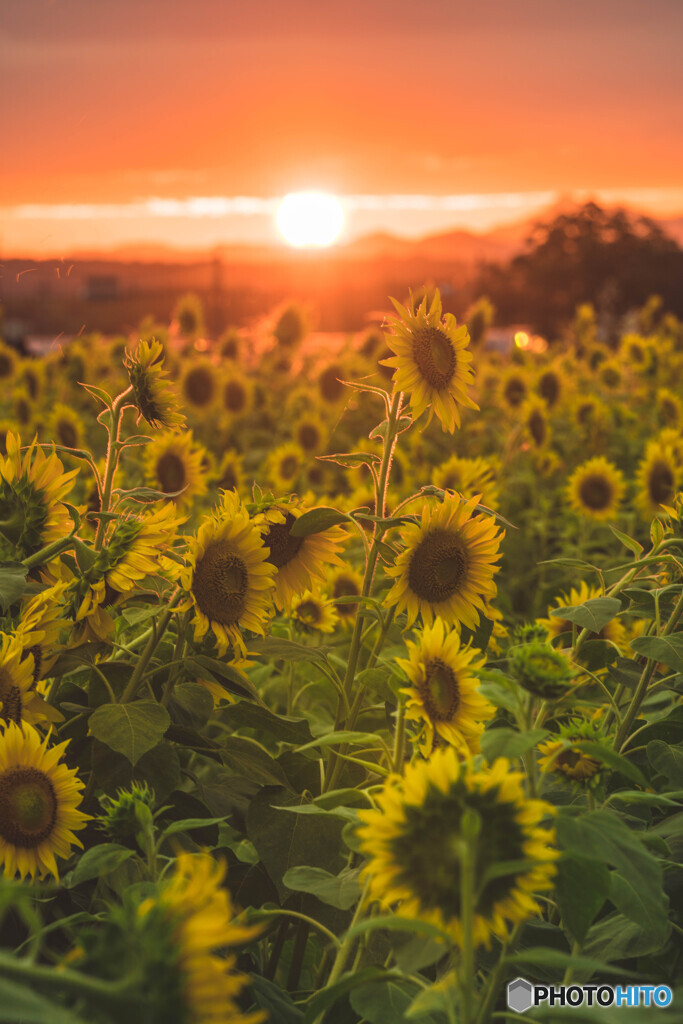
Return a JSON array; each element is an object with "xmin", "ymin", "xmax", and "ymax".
[
  {"xmin": 272, "ymin": 301, "xmax": 309, "ymax": 348},
  {"xmin": 180, "ymin": 359, "xmax": 218, "ymax": 414},
  {"xmin": 537, "ymin": 717, "xmax": 606, "ymax": 784},
  {"xmin": 144, "ymin": 431, "xmax": 207, "ymax": 505},
  {"xmin": 357, "ymin": 750, "xmax": 558, "ymax": 948},
  {"xmin": 597, "ymin": 359, "xmax": 623, "ymax": 391},
  {"xmin": 634, "ymin": 439, "xmax": 679, "ymax": 520},
  {"xmin": 327, "ymin": 565, "xmax": 364, "ymax": 625},
  {"xmin": 265, "ymin": 442, "xmax": 305, "ymax": 493},
  {"xmin": 0, "ymin": 341, "xmax": 18, "ymax": 382},
  {"xmin": 12, "ymin": 387, "xmax": 34, "ymax": 430},
  {"xmin": 257, "ymin": 501, "xmax": 347, "ymax": 608},
  {"xmin": 386, "ymin": 494, "xmax": 503, "ymax": 631},
  {"xmin": 124, "ymin": 338, "xmax": 185, "ymax": 430},
  {"xmin": 214, "ymin": 450, "xmax": 246, "ymax": 495},
  {"xmin": 540, "ymin": 580, "xmax": 626, "ymax": 649},
  {"xmin": 221, "ymin": 371, "xmax": 253, "ymax": 417},
  {"xmin": 10, "ymin": 581, "xmax": 68, "ymax": 685},
  {"xmin": 535, "ymin": 364, "xmax": 565, "ymax": 409},
  {"xmin": 520, "ymin": 395, "xmax": 550, "ymax": 449},
  {"xmin": 218, "ymin": 327, "xmax": 242, "ymax": 362},
  {"xmin": 18, "ymin": 360, "xmax": 45, "ymax": 402},
  {"xmin": 0, "ymin": 634, "xmax": 38, "ymax": 725},
  {"xmin": 292, "ymin": 590, "xmax": 339, "ymax": 633},
  {"xmin": 656, "ymin": 388, "xmax": 683, "ymax": 428},
  {"xmin": 380, "ymin": 291, "xmax": 477, "ymax": 433},
  {"xmin": 433, "ymin": 455, "xmax": 499, "ymax": 510},
  {"xmin": 499, "ymin": 367, "xmax": 528, "ymax": 410},
  {"xmin": 292, "ymin": 412, "xmax": 327, "ymax": 455},
  {"xmin": 0, "ymin": 433, "xmax": 78, "ymax": 565},
  {"xmin": 317, "ymin": 362, "xmax": 347, "ymax": 405},
  {"xmin": 140, "ymin": 854, "xmax": 265, "ymax": 1024},
  {"xmin": 182, "ymin": 491, "xmax": 275, "ymax": 657},
  {"xmin": 0, "ymin": 720, "xmax": 88, "ymax": 880},
  {"xmin": 567, "ymin": 456, "xmax": 625, "ymax": 522},
  {"xmin": 47, "ymin": 403, "xmax": 86, "ymax": 452},
  {"xmin": 397, "ymin": 619, "xmax": 494, "ymax": 756}
]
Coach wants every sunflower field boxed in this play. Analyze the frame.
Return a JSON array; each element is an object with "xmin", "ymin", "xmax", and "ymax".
[{"xmin": 0, "ymin": 290, "xmax": 682, "ymax": 1023}]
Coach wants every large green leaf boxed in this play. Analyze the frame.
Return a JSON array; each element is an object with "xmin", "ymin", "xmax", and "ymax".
[
  {"xmin": 245, "ymin": 636, "xmax": 329, "ymax": 663},
  {"xmin": 647, "ymin": 740, "xmax": 683, "ymax": 787},
  {"xmin": 302, "ymin": 969, "xmax": 400, "ymax": 1024},
  {"xmin": 91, "ymin": 740, "xmax": 180, "ymax": 801},
  {"xmin": 554, "ymin": 854, "xmax": 610, "ymax": 943},
  {"xmin": 0, "ymin": 562, "xmax": 29, "ymax": 611},
  {"xmin": 289, "ymin": 507, "xmax": 350, "ymax": 536},
  {"xmin": 583, "ymin": 910, "xmax": 669, "ymax": 961},
  {"xmin": 480, "ymin": 728, "xmax": 548, "ymax": 761},
  {"xmin": 221, "ymin": 737, "xmax": 289, "ymax": 788},
  {"xmin": 89, "ymin": 700, "xmax": 170, "ymax": 765},
  {"xmin": 283, "ymin": 865, "xmax": 362, "ymax": 910},
  {"xmin": 68, "ymin": 843, "xmax": 135, "ymax": 887},
  {"xmin": 550, "ymin": 596, "xmax": 622, "ymax": 633},
  {"xmin": 631, "ymin": 633, "xmax": 683, "ymax": 672},
  {"xmin": 350, "ymin": 978, "xmax": 433, "ymax": 1024},
  {"xmin": 220, "ymin": 701, "xmax": 314, "ymax": 745},
  {"xmin": 0, "ymin": 974, "xmax": 89, "ymax": 1024}
]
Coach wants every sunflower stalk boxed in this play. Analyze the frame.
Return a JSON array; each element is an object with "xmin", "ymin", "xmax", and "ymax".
[
  {"xmin": 119, "ymin": 593, "xmax": 181, "ymax": 703},
  {"xmin": 0, "ymin": 952, "xmax": 139, "ymax": 1010},
  {"xmin": 458, "ymin": 810, "xmax": 481, "ymax": 1024},
  {"xmin": 94, "ymin": 386, "xmax": 133, "ymax": 551}
]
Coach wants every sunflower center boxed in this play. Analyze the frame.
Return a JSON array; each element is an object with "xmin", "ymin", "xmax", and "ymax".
[
  {"xmin": 528, "ymin": 410, "xmax": 546, "ymax": 447},
  {"xmin": 538, "ymin": 372, "xmax": 560, "ymax": 406},
  {"xmin": 504, "ymin": 378, "xmax": 526, "ymax": 407},
  {"xmin": 0, "ymin": 678, "xmax": 23, "ymax": 724},
  {"xmin": 57, "ymin": 420, "xmax": 77, "ymax": 449},
  {"xmin": 333, "ymin": 576, "xmax": 359, "ymax": 616},
  {"xmin": 156, "ymin": 452, "xmax": 187, "ymax": 494},
  {"xmin": 298, "ymin": 424, "xmax": 320, "ymax": 451},
  {"xmin": 319, "ymin": 366, "xmax": 345, "ymax": 403},
  {"xmin": 191, "ymin": 541, "xmax": 249, "ymax": 626},
  {"xmin": 279, "ymin": 456, "xmax": 299, "ymax": 480},
  {"xmin": 408, "ymin": 529, "xmax": 470, "ymax": 604},
  {"xmin": 223, "ymin": 381, "xmax": 246, "ymax": 413},
  {"xmin": 578, "ymin": 473, "xmax": 613, "ymax": 510},
  {"xmin": 419, "ymin": 658, "xmax": 460, "ymax": 722},
  {"xmin": 648, "ymin": 460, "xmax": 674, "ymax": 504},
  {"xmin": 265, "ymin": 514, "xmax": 303, "ymax": 569},
  {"xmin": 0, "ymin": 767, "xmax": 57, "ymax": 847},
  {"xmin": 412, "ymin": 327, "xmax": 456, "ymax": 389},
  {"xmin": 185, "ymin": 368, "xmax": 214, "ymax": 407},
  {"xmin": 297, "ymin": 600, "xmax": 320, "ymax": 622}
]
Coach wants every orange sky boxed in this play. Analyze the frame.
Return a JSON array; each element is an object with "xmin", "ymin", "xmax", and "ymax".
[{"xmin": 3, "ymin": 0, "xmax": 683, "ymax": 251}]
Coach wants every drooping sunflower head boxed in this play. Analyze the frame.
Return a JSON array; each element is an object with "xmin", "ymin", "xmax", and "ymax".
[
  {"xmin": 635, "ymin": 439, "xmax": 679, "ymax": 521},
  {"xmin": 357, "ymin": 750, "xmax": 558, "ymax": 947},
  {"xmin": 182, "ymin": 491, "xmax": 276, "ymax": 656},
  {"xmin": 256, "ymin": 501, "xmax": 348, "ymax": 609},
  {"xmin": 0, "ymin": 720, "xmax": 88, "ymax": 880},
  {"xmin": 509, "ymin": 640, "xmax": 576, "ymax": 699},
  {"xmin": 0, "ymin": 433, "xmax": 78, "ymax": 565},
  {"xmin": 386, "ymin": 494, "xmax": 504, "ymax": 631},
  {"xmin": 124, "ymin": 338, "xmax": 185, "ymax": 430},
  {"xmin": 397, "ymin": 618, "xmax": 494, "ymax": 756},
  {"xmin": 567, "ymin": 456, "xmax": 625, "ymax": 522},
  {"xmin": 381, "ymin": 290, "xmax": 478, "ymax": 433},
  {"xmin": 144, "ymin": 431, "xmax": 208, "ymax": 506}
]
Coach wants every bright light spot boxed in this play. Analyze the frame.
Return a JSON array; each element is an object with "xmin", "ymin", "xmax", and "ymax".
[
  {"xmin": 514, "ymin": 331, "xmax": 530, "ymax": 349},
  {"xmin": 276, "ymin": 192, "xmax": 344, "ymax": 248}
]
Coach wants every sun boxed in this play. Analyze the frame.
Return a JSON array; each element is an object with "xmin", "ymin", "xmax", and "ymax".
[{"xmin": 276, "ymin": 191, "xmax": 344, "ymax": 248}]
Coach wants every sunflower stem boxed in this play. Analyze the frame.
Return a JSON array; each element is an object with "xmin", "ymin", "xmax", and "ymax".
[
  {"xmin": 21, "ymin": 534, "xmax": 77, "ymax": 569},
  {"xmin": 119, "ymin": 593, "xmax": 180, "ymax": 703},
  {"xmin": 392, "ymin": 700, "xmax": 406, "ymax": 772},
  {"xmin": 475, "ymin": 926, "xmax": 520, "ymax": 1024},
  {"xmin": 94, "ymin": 387, "xmax": 132, "ymax": 551},
  {"xmin": 458, "ymin": 815, "xmax": 480, "ymax": 1024},
  {"xmin": 0, "ymin": 953, "xmax": 138, "ymax": 1009}
]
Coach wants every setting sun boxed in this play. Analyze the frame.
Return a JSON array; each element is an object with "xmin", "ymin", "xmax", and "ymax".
[{"xmin": 276, "ymin": 191, "xmax": 344, "ymax": 248}]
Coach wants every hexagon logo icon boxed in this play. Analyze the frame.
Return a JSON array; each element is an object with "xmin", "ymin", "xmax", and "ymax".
[{"xmin": 508, "ymin": 977, "xmax": 534, "ymax": 1013}]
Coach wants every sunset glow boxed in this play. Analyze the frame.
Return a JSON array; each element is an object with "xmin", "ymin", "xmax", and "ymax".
[{"xmin": 276, "ymin": 192, "xmax": 345, "ymax": 248}]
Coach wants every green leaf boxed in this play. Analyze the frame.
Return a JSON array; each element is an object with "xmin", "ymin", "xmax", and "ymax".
[
  {"xmin": 550, "ymin": 597, "xmax": 622, "ymax": 633},
  {"xmin": 578, "ymin": 639, "xmax": 621, "ymax": 670},
  {"xmin": 113, "ymin": 485, "xmax": 184, "ymax": 503},
  {"xmin": 297, "ymin": 730, "xmax": 386, "ymax": 753},
  {"xmin": 283, "ymin": 865, "xmax": 362, "ymax": 910},
  {"xmin": 189, "ymin": 654, "xmax": 260, "ymax": 700},
  {"xmin": 480, "ymin": 728, "xmax": 548, "ymax": 761},
  {"xmin": 169, "ymin": 682, "xmax": 214, "ymax": 728},
  {"xmin": 91, "ymin": 740, "xmax": 180, "ymax": 802},
  {"xmin": 537, "ymin": 557, "xmax": 598, "ymax": 570},
  {"xmin": 631, "ymin": 633, "xmax": 683, "ymax": 672},
  {"xmin": 317, "ymin": 451, "xmax": 381, "ymax": 469},
  {"xmin": 343, "ymin": 914, "xmax": 452, "ymax": 947},
  {"xmin": 221, "ymin": 737, "xmax": 289, "ymax": 788},
  {"xmin": 555, "ymin": 854, "xmax": 610, "ymax": 943},
  {"xmin": 647, "ymin": 740, "xmax": 683, "ymax": 786},
  {"xmin": 607, "ymin": 657, "xmax": 643, "ymax": 690},
  {"xmin": 0, "ymin": 974, "xmax": 89, "ymax": 1024},
  {"xmin": 406, "ymin": 984, "xmax": 453, "ymax": 1022},
  {"xmin": 89, "ymin": 701, "xmax": 170, "ymax": 765},
  {"xmin": 609, "ymin": 868, "xmax": 669, "ymax": 933},
  {"xmin": 289, "ymin": 507, "xmax": 350, "ymax": 536},
  {"xmin": 302, "ymin": 969, "xmax": 400, "ymax": 1024},
  {"xmin": 245, "ymin": 636, "xmax": 329, "ymax": 663},
  {"xmin": 583, "ymin": 910, "xmax": 668, "ymax": 962},
  {"xmin": 220, "ymin": 701, "xmax": 314, "ymax": 745},
  {"xmin": 0, "ymin": 562, "xmax": 29, "ymax": 611},
  {"xmin": 350, "ymin": 979, "xmax": 427, "ymax": 1024},
  {"xmin": 68, "ymin": 843, "xmax": 135, "ymax": 887},
  {"xmin": 608, "ymin": 789, "xmax": 682, "ymax": 808},
  {"xmin": 609, "ymin": 524, "xmax": 643, "ymax": 556},
  {"xmin": 250, "ymin": 976, "xmax": 304, "ymax": 1023},
  {"xmin": 573, "ymin": 741, "xmax": 650, "ymax": 788},
  {"xmin": 503, "ymin": 948, "xmax": 639, "ymax": 977},
  {"xmin": 160, "ymin": 816, "xmax": 227, "ymax": 840}
]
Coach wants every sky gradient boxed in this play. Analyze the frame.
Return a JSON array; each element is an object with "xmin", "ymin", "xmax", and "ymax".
[{"xmin": 2, "ymin": 0, "xmax": 683, "ymax": 252}]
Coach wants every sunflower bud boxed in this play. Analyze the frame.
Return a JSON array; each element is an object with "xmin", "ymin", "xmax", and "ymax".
[
  {"xmin": 98, "ymin": 782, "xmax": 155, "ymax": 842},
  {"xmin": 509, "ymin": 642, "xmax": 575, "ymax": 699}
]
